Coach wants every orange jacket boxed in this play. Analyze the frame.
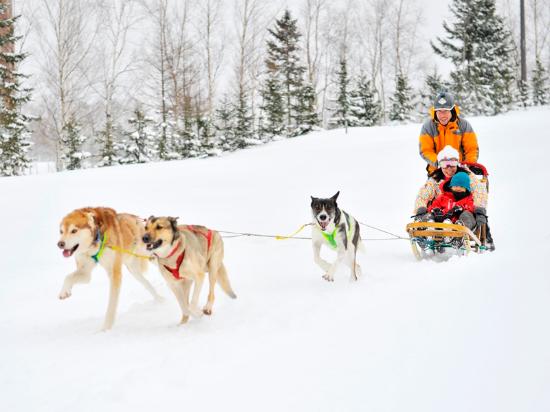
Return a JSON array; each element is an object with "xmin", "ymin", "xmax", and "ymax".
[{"xmin": 419, "ymin": 106, "xmax": 479, "ymax": 174}]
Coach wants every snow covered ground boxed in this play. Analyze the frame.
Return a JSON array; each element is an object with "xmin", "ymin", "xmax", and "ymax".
[{"xmin": 1, "ymin": 107, "xmax": 549, "ymax": 412}]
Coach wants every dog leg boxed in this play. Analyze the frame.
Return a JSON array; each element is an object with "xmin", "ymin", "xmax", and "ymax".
[
  {"xmin": 203, "ymin": 270, "xmax": 217, "ymax": 315},
  {"xmin": 344, "ymin": 249, "xmax": 361, "ymax": 281},
  {"xmin": 58, "ymin": 257, "xmax": 95, "ymax": 299},
  {"xmin": 313, "ymin": 241, "xmax": 331, "ymax": 273},
  {"xmin": 102, "ymin": 257, "xmax": 123, "ymax": 331},
  {"xmin": 170, "ymin": 279, "xmax": 202, "ymax": 322},
  {"xmin": 125, "ymin": 258, "xmax": 163, "ymax": 302},
  {"xmin": 190, "ymin": 273, "xmax": 205, "ymax": 314},
  {"xmin": 323, "ymin": 251, "xmax": 345, "ymax": 282}
]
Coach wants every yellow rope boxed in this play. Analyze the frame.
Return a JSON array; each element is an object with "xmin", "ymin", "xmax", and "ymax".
[
  {"xmin": 108, "ymin": 245, "xmax": 153, "ymax": 260},
  {"xmin": 275, "ymin": 223, "xmax": 310, "ymax": 240}
]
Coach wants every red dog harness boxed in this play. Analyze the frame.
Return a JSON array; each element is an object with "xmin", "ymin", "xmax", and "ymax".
[
  {"xmin": 162, "ymin": 241, "xmax": 185, "ymax": 280},
  {"xmin": 183, "ymin": 225, "xmax": 213, "ymax": 251}
]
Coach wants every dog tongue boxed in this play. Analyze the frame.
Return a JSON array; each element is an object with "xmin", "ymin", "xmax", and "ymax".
[{"xmin": 63, "ymin": 249, "xmax": 72, "ymax": 258}]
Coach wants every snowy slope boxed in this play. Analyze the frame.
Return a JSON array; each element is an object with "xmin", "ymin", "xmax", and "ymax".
[{"xmin": 1, "ymin": 107, "xmax": 549, "ymax": 412}]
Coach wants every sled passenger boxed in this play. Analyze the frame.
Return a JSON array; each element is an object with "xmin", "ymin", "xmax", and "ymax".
[
  {"xmin": 412, "ymin": 146, "xmax": 495, "ymax": 250},
  {"xmin": 419, "ymin": 91, "xmax": 479, "ymax": 175},
  {"xmin": 427, "ymin": 172, "xmax": 476, "ymax": 229}
]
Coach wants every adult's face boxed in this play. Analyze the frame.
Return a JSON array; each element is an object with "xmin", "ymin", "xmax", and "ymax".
[
  {"xmin": 435, "ymin": 109, "xmax": 452, "ymax": 125},
  {"xmin": 441, "ymin": 164, "xmax": 458, "ymax": 178}
]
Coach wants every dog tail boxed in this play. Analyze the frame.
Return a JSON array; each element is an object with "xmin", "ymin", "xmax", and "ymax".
[{"xmin": 217, "ymin": 263, "xmax": 237, "ymax": 299}]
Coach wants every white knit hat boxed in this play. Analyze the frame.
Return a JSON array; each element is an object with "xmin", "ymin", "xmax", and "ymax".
[{"xmin": 437, "ymin": 145, "xmax": 459, "ymax": 162}]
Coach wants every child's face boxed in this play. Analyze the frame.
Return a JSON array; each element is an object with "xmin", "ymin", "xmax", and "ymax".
[{"xmin": 451, "ymin": 186, "xmax": 466, "ymax": 192}]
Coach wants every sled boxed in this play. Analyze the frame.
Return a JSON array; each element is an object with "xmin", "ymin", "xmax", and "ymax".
[{"xmin": 405, "ymin": 221, "xmax": 486, "ymax": 260}]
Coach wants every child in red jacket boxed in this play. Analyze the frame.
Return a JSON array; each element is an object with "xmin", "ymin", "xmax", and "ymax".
[{"xmin": 427, "ymin": 171, "xmax": 476, "ymax": 229}]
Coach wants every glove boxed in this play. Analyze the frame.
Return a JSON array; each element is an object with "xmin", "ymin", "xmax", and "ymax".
[
  {"xmin": 431, "ymin": 208, "xmax": 444, "ymax": 222},
  {"xmin": 474, "ymin": 207, "xmax": 487, "ymax": 225},
  {"xmin": 448, "ymin": 205, "xmax": 463, "ymax": 217},
  {"xmin": 412, "ymin": 206, "xmax": 428, "ymax": 221}
]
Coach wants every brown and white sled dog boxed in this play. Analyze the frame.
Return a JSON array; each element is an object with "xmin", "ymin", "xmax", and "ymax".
[
  {"xmin": 143, "ymin": 216, "xmax": 236, "ymax": 324},
  {"xmin": 57, "ymin": 207, "xmax": 162, "ymax": 330},
  {"xmin": 311, "ymin": 191, "xmax": 363, "ymax": 282}
]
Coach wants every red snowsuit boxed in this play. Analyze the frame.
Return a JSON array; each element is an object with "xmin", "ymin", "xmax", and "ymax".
[{"xmin": 427, "ymin": 180, "xmax": 475, "ymax": 223}]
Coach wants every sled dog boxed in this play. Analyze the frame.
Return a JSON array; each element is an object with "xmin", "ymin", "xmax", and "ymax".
[
  {"xmin": 310, "ymin": 191, "xmax": 362, "ymax": 282},
  {"xmin": 57, "ymin": 207, "xmax": 162, "ymax": 330},
  {"xmin": 143, "ymin": 216, "xmax": 236, "ymax": 324}
]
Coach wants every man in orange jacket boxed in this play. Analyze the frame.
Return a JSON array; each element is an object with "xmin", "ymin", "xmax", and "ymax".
[{"xmin": 419, "ymin": 92, "xmax": 479, "ymax": 175}]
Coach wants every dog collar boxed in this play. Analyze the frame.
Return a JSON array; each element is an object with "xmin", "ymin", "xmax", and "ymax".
[
  {"xmin": 91, "ymin": 231, "xmax": 108, "ymax": 263},
  {"xmin": 163, "ymin": 250, "xmax": 185, "ymax": 280},
  {"xmin": 321, "ymin": 228, "xmax": 338, "ymax": 250}
]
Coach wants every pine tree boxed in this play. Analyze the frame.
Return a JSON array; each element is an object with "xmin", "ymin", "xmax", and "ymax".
[
  {"xmin": 232, "ymin": 91, "xmax": 254, "ymax": 149},
  {"xmin": 122, "ymin": 108, "xmax": 156, "ymax": 164},
  {"xmin": 333, "ymin": 58, "xmax": 351, "ymax": 131},
  {"xmin": 60, "ymin": 118, "xmax": 88, "ymax": 170},
  {"xmin": 349, "ymin": 76, "xmax": 382, "ymax": 127},
  {"xmin": 518, "ymin": 79, "xmax": 530, "ymax": 108},
  {"xmin": 532, "ymin": 57, "xmax": 549, "ymax": 106},
  {"xmin": 0, "ymin": 4, "xmax": 31, "ymax": 176},
  {"xmin": 265, "ymin": 10, "xmax": 308, "ymax": 135},
  {"xmin": 260, "ymin": 77, "xmax": 285, "ymax": 139},
  {"xmin": 432, "ymin": 0, "xmax": 517, "ymax": 116},
  {"xmin": 215, "ymin": 95, "xmax": 235, "ymax": 151},
  {"xmin": 389, "ymin": 72, "xmax": 415, "ymax": 122},
  {"xmin": 293, "ymin": 82, "xmax": 318, "ymax": 135},
  {"xmin": 96, "ymin": 117, "xmax": 124, "ymax": 167}
]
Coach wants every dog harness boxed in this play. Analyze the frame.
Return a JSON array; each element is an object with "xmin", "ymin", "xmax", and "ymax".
[
  {"xmin": 320, "ymin": 224, "xmax": 354, "ymax": 250},
  {"xmin": 183, "ymin": 225, "xmax": 213, "ymax": 251},
  {"xmin": 91, "ymin": 230, "xmax": 108, "ymax": 263},
  {"xmin": 162, "ymin": 240, "xmax": 185, "ymax": 280}
]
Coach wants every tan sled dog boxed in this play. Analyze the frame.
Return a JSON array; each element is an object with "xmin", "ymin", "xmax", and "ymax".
[
  {"xmin": 57, "ymin": 207, "xmax": 162, "ymax": 330},
  {"xmin": 143, "ymin": 216, "xmax": 236, "ymax": 324}
]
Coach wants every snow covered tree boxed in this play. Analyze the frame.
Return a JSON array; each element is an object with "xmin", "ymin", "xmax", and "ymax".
[
  {"xmin": 215, "ymin": 94, "xmax": 235, "ymax": 151},
  {"xmin": 349, "ymin": 76, "xmax": 382, "ymax": 127},
  {"xmin": 432, "ymin": 0, "xmax": 517, "ymax": 116},
  {"xmin": 293, "ymin": 82, "xmax": 318, "ymax": 135},
  {"xmin": 232, "ymin": 91, "xmax": 254, "ymax": 149},
  {"xmin": 517, "ymin": 80, "xmax": 530, "ymax": 108},
  {"xmin": 96, "ymin": 117, "xmax": 124, "ymax": 167},
  {"xmin": 59, "ymin": 118, "xmax": 88, "ymax": 170},
  {"xmin": 333, "ymin": 58, "xmax": 351, "ymax": 131},
  {"xmin": 532, "ymin": 57, "xmax": 549, "ymax": 106},
  {"xmin": 122, "ymin": 108, "xmax": 156, "ymax": 164},
  {"xmin": 0, "ymin": 3, "xmax": 31, "ymax": 176},
  {"xmin": 260, "ymin": 76, "xmax": 285, "ymax": 139},
  {"xmin": 265, "ymin": 10, "xmax": 308, "ymax": 135},
  {"xmin": 389, "ymin": 72, "xmax": 415, "ymax": 122}
]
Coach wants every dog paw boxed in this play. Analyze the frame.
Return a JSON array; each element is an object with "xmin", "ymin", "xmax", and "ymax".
[
  {"xmin": 203, "ymin": 308, "xmax": 212, "ymax": 316},
  {"xmin": 322, "ymin": 274, "xmax": 334, "ymax": 282},
  {"xmin": 58, "ymin": 290, "xmax": 72, "ymax": 299},
  {"xmin": 180, "ymin": 315, "xmax": 189, "ymax": 324}
]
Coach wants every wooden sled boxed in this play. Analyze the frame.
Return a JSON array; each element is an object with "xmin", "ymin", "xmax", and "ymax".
[{"xmin": 406, "ymin": 221, "xmax": 487, "ymax": 260}]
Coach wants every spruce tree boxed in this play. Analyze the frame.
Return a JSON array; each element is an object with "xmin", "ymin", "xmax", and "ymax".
[
  {"xmin": 293, "ymin": 82, "xmax": 318, "ymax": 135},
  {"xmin": 265, "ymin": 10, "xmax": 308, "ymax": 135},
  {"xmin": 333, "ymin": 58, "xmax": 351, "ymax": 131},
  {"xmin": 260, "ymin": 77, "xmax": 285, "ymax": 139},
  {"xmin": 123, "ymin": 108, "xmax": 156, "ymax": 164},
  {"xmin": 432, "ymin": 0, "xmax": 516, "ymax": 116},
  {"xmin": 232, "ymin": 91, "xmax": 254, "ymax": 150},
  {"xmin": 532, "ymin": 57, "xmax": 549, "ymax": 106},
  {"xmin": 215, "ymin": 95, "xmax": 235, "ymax": 151},
  {"xmin": 96, "ymin": 117, "xmax": 124, "ymax": 167},
  {"xmin": 60, "ymin": 118, "xmax": 88, "ymax": 170},
  {"xmin": 389, "ymin": 73, "xmax": 415, "ymax": 122},
  {"xmin": 349, "ymin": 76, "xmax": 382, "ymax": 127},
  {"xmin": 0, "ymin": 4, "xmax": 31, "ymax": 176}
]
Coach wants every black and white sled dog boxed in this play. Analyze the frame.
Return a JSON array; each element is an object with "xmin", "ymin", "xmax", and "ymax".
[{"xmin": 310, "ymin": 191, "xmax": 362, "ymax": 282}]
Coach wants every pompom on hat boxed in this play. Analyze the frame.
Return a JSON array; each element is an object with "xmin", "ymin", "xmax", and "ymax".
[{"xmin": 437, "ymin": 145, "xmax": 459, "ymax": 163}]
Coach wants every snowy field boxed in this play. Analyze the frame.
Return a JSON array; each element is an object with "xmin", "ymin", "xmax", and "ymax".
[{"xmin": 1, "ymin": 107, "xmax": 549, "ymax": 412}]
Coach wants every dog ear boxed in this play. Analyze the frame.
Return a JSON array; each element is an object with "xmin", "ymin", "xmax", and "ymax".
[
  {"xmin": 331, "ymin": 191, "xmax": 340, "ymax": 202},
  {"xmin": 86, "ymin": 212, "xmax": 96, "ymax": 232},
  {"xmin": 168, "ymin": 216, "xmax": 179, "ymax": 229}
]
